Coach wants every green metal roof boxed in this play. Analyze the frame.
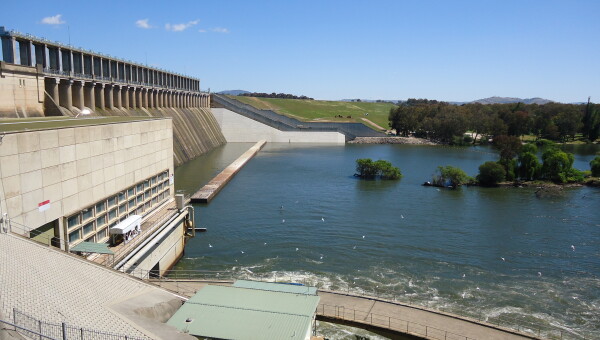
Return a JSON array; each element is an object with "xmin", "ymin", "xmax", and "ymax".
[
  {"xmin": 233, "ymin": 280, "xmax": 317, "ymax": 295},
  {"xmin": 167, "ymin": 285, "xmax": 320, "ymax": 340},
  {"xmin": 70, "ymin": 242, "xmax": 114, "ymax": 254}
]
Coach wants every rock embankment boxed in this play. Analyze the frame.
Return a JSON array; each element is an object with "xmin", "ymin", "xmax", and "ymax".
[{"xmin": 348, "ymin": 136, "xmax": 437, "ymax": 145}]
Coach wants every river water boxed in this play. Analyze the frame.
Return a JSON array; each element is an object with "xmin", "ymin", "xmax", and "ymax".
[{"xmin": 174, "ymin": 143, "xmax": 600, "ymax": 339}]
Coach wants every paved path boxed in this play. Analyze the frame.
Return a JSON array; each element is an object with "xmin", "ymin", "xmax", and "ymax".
[
  {"xmin": 191, "ymin": 140, "xmax": 266, "ymax": 203},
  {"xmin": 317, "ymin": 290, "xmax": 534, "ymax": 340},
  {"xmin": 0, "ymin": 232, "xmax": 192, "ymax": 340}
]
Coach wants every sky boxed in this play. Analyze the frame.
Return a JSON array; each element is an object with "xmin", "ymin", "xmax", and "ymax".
[{"xmin": 1, "ymin": 0, "xmax": 599, "ymax": 102}]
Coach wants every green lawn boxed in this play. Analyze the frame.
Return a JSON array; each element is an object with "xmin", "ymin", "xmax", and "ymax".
[{"xmin": 230, "ymin": 96, "xmax": 396, "ymax": 131}]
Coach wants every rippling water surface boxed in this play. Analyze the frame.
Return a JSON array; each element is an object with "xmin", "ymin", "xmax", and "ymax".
[{"xmin": 174, "ymin": 143, "xmax": 600, "ymax": 339}]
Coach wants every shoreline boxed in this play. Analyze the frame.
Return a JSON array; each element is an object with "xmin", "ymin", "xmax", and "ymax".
[{"xmin": 348, "ymin": 136, "xmax": 438, "ymax": 145}]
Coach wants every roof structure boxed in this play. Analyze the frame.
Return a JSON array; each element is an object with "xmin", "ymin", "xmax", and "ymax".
[
  {"xmin": 69, "ymin": 241, "xmax": 114, "ymax": 254},
  {"xmin": 233, "ymin": 279, "xmax": 317, "ymax": 295},
  {"xmin": 167, "ymin": 284, "xmax": 320, "ymax": 340}
]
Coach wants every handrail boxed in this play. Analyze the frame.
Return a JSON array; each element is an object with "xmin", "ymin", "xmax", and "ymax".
[
  {"xmin": 318, "ymin": 302, "xmax": 477, "ymax": 340},
  {"xmin": 0, "ymin": 319, "xmax": 56, "ymax": 340}
]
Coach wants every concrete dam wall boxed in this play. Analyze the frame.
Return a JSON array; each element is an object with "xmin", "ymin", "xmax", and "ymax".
[{"xmin": 88, "ymin": 106, "xmax": 226, "ymax": 166}]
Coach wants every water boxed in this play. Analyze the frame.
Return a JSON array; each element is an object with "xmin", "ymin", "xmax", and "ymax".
[{"xmin": 174, "ymin": 143, "xmax": 600, "ymax": 339}]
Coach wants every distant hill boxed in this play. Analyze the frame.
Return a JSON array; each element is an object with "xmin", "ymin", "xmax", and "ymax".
[
  {"xmin": 471, "ymin": 96, "xmax": 552, "ymax": 105},
  {"xmin": 217, "ymin": 90, "xmax": 250, "ymax": 96}
]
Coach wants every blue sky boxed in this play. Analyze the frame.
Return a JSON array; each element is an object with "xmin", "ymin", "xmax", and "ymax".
[{"xmin": 1, "ymin": 0, "xmax": 599, "ymax": 102}]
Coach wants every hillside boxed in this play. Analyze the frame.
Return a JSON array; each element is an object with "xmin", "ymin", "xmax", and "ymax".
[
  {"xmin": 218, "ymin": 90, "xmax": 250, "ymax": 96},
  {"xmin": 472, "ymin": 96, "xmax": 552, "ymax": 104},
  {"xmin": 230, "ymin": 96, "xmax": 396, "ymax": 131}
]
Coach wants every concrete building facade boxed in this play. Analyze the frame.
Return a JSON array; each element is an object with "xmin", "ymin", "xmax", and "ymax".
[{"xmin": 0, "ymin": 118, "xmax": 174, "ymax": 251}]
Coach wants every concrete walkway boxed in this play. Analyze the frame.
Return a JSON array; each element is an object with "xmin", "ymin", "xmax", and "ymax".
[
  {"xmin": 0, "ymin": 232, "xmax": 194, "ymax": 340},
  {"xmin": 317, "ymin": 290, "xmax": 534, "ymax": 340},
  {"xmin": 191, "ymin": 140, "xmax": 266, "ymax": 203}
]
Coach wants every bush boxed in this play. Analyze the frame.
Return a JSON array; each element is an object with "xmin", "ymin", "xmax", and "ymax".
[
  {"xmin": 536, "ymin": 139, "xmax": 556, "ymax": 148},
  {"xmin": 591, "ymin": 156, "xmax": 600, "ymax": 177},
  {"xmin": 433, "ymin": 165, "xmax": 471, "ymax": 188},
  {"xmin": 477, "ymin": 161, "xmax": 506, "ymax": 186},
  {"xmin": 518, "ymin": 152, "xmax": 541, "ymax": 180},
  {"xmin": 356, "ymin": 158, "xmax": 402, "ymax": 180},
  {"xmin": 541, "ymin": 148, "xmax": 576, "ymax": 183}
]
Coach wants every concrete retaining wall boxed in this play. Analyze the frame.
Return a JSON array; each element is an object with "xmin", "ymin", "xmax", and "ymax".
[
  {"xmin": 212, "ymin": 108, "xmax": 345, "ymax": 144},
  {"xmin": 0, "ymin": 62, "xmax": 44, "ymax": 117}
]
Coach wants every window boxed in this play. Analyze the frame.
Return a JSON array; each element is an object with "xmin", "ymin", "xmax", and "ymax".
[
  {"xmin": 144, "ymin": 180, "xmax": 150, "ymax": 190},
  {"xmin": 85, "ymin": 235, "xmax": 96, "ymax": 243},
  {"xmin": 96, "ymin": 215, "xmax": 106, "ymax": 228},
  {"xmin": 128, "ymin": 187, "xmax": 135, "ymax": 197},
  {"xmin": 136, "ymin": 183, "xmax": 143, "ymax": 193},
  {"xmin": 67, "ymin": 215, "xmax": 80, "ymax": 229},
  {"xmin": 118, "ymin": 191, "xmax": 127, "ymax": 202},
  {"xmin": 96, "ymin": 202, "xmax": 106, "ymax": 214},
  {"xmin": 137, "ymin": 195, "xmax": 144, "ymax": 205},
  {"xmin": 144, "ymin": 202, "xmax": 150, "ymax": 211},
  {"xmin": 152, "ymin": 197, "xmax": 158, "ymax": 205},
  {"xmin": 98, "ymin": 227, "xmax": 108, "ymax": 239},
  {"xmin": 119, "ymin": 203, "xmax": 127, "ymax": 215},
  {"xmin": 82, "ymin": 208, "xmax": 93, "ymax": 222},
  {"xmin": 128, "ymin": 199, "xmax": 135, "ymax": 210},
  {"xmin": 144, "ymin": 189, "xmax": 150, "ymax": 198},
  {"xmin": 151, "ymin": 177, "xmax": 157, "ymax": 185},
  {"xmin": 69, "ymin": 230, "xmax": 81, "ymax": 243},
  {"xmin": 82, "ymin": 222, "xmax": 94, "ymax": 236},
  {"xmin": 151, "ymin": 187, "xmax": 157, "ymax": 195},
  {"xmin": 108, "ymin": 208, "xmax": 117, "ymax": 221},
  {"xmin": 108, "ymin": 196, "xmax": 117, "ymax": 208}
]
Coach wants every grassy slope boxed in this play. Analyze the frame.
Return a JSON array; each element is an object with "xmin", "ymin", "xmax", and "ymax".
[
  {"xmin": 0, "ymin": 116, "xmax": 159, "ymax": 133},
  {"xmin": 230, "ymin": 96, "xmax": 396, "ymax": 131}
]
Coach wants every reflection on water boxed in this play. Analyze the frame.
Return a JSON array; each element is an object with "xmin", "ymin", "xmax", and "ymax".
[{"xmin": 174, "ymin": 143, "xmax": 600, "ymax": 339}]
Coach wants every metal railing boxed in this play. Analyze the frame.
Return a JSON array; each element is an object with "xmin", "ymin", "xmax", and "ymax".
[
  {"xmin": 318, "ymin": 303, "xmax": 476, "ymax": 340},
  {"xmin": 9, "ymin": 309, "xmax": 148, "ymax": 340}
]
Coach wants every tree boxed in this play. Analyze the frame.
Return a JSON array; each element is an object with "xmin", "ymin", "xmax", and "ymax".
[
  {"xmin": 477, "ymin": 161, "xmax": 506, "ymax": 186},
  {"xmin": 356, "ymin": 158, "xmax": 378, "ymax": 178},
  {"xmin": 582, "ymin": 99, "xmax": 600, "ymax": 142},
  {"xmin": 591, "ymin": 156, "xmax": 600, "ymax": 177},
  {"xmin": 541, "ymin": 148, "xmax": 581, "ymax": 183},
  {"xmin": 518, "ymin": 152, "xmax": 541, "ymax": 180},
  {"xmin": 433, "ymin": 166, "xmax": 471, "ymax": 189},
  {"xmin": 493, "ymin": 135, "xmax": 522, "ymax": 161},
  {"xmin": 355, "ymin": 158, "xmax": 402, "ymax": 180}
]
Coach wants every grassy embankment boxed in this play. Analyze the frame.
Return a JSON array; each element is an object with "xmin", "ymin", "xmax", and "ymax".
[{"xmin": 230, "ymin": 96, "xmax": 396, "ymax": 132}]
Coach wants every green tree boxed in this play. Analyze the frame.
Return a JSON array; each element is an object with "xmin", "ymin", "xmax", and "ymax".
[
  {"xmin": 477, "ymin": 161, "xmax": 506, "ymax": 186},
  {"xmin": 541, "ymin": 148, "xmax": 581, "ymax": 183},
  {"xmin": 583, "ymin": 99, "xmax": 600, "ymax": 141},
  {"xmin": 518, "ymin": 152, "xmax": 541, "ymax": 180},
  {"xmin": 591, "ymin": 156, "xmax": 600, "ymax": 177},
  {"xmin": 356, "ymin": 159, "xmax": 402, "ymax": 180},
  {"xmin": 433, "ymin": 166, "xmax": 471, "ymax": 189},
  {"xmin": 356, "ymin": 158, "xmax": 378, "ymax": 178}
]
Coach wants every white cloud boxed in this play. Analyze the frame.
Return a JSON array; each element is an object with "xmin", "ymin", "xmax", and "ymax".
[
  {"xmin": 198, "ymin": 29, "xmax": 207, "ymax": 33},
  {"xmin": 41, "ymin": 14, "xmax": 65, "ymax": 25},
  {"xmin": 211, "ymin": 27, "xmax": 229, "ymax": 34},
  {"xmin": 165, "ymin": 19, "xmax": 199, "ymax": 32},
  {"xmin": 136, "ymin": 19, "xmax": 152, "ymax": 29}
]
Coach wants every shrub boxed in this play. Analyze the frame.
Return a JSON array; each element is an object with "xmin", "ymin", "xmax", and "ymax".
[
  {"xmin": 591, "ymin": 156, "xmax": 600, "ymax": 177},
  {"xmin": 541, "ymin": 148, "xmax": 576, "ymax": 183},
  {"xmin": 356, "ymin": 158, "xmax": 402, "ymax": 180},
  {"xmin": 433, "ymin": 165, "xmax": 471, "ymax": 188},
  {"xmin": 518, "ymin": 152, "xmax": 541, "ymax": 180},
  {"xmin": 477, "ymin": 161, "xmax": 506, "ymax": 186}
]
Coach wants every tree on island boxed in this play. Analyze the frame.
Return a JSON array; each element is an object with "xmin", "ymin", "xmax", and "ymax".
[
  {"xmin": 591, "ymin": 156, "xmax": 600, "ymax": 177},
  {"xmin": 541, "ymin": 148, "xmax": 583, "ymax": 183},
  {"xmin": 477, "ymin": 161, "xmax": 506, "ymax": 186},
  {"xmin": 355, "ymin": 158, "xmax": 402, "ymax": 180},
  {"xmin": 517, "ymin": 143, "xmax": 541, "ymax": 180},
  {"xmin": 432, "ymin": 166, "xmax": 471, "ymax": 189}
]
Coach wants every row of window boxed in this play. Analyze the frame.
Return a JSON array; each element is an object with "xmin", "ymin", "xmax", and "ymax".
[{"xmin": 66, "ymin": 170, "xmax": 171, "ymax": 245}]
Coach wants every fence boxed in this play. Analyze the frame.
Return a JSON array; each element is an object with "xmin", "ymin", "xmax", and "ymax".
[
  {"xmin": 213, "ymin": 94, "xmax": 386, "ymax": 140},
  {"xmin": 318, "ymin": 303, "xmax": 476, "ymax": 340},
  {"xmin": 9, "ymin": 309, "xmax": 148, "ymax": 340}
]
